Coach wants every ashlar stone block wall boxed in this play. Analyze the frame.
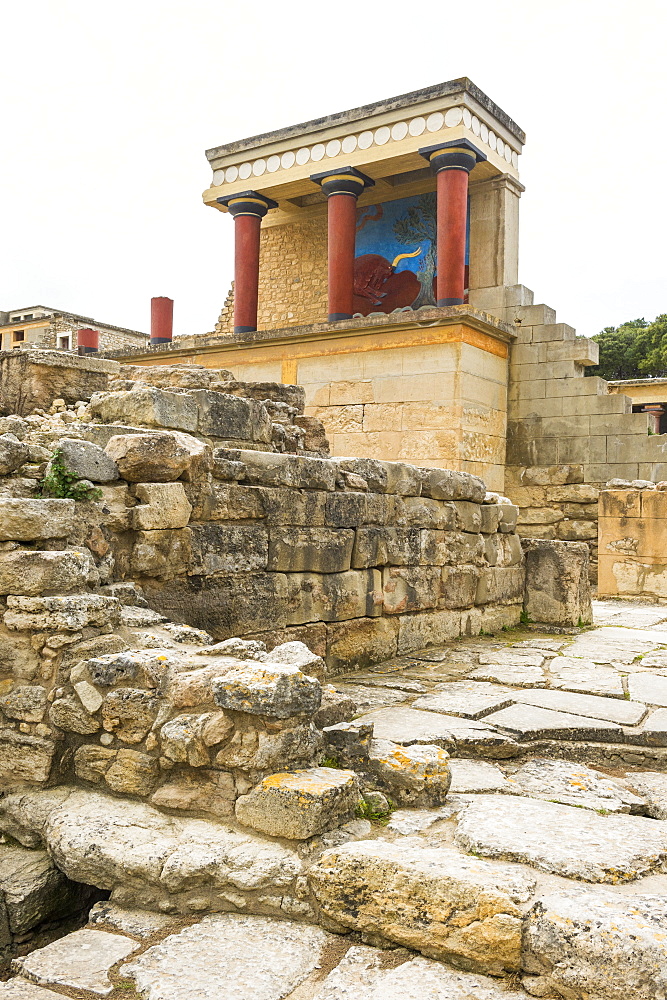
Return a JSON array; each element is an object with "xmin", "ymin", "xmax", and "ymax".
[{"xmin": 598, "ymin": 486, "xmax": 667, "ymax": 599}]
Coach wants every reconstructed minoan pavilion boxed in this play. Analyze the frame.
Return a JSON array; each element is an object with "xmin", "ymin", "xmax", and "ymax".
[{"xmin": 114, "ymin": 78, "xmax": 667, "ymax": 577}]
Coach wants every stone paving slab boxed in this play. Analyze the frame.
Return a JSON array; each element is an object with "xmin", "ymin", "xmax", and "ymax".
[
  {"xmin": 512, "ymin": 687, "xmax": 646, "ymax": 725},
  {"xmin": 477, "ymin": 650, "xmax": 548, "ymax": 667},
  {"xmin": 547, "ymin": 657, "xmax": 625, "ymax": 697},
  {"xmin": 468, "ymin": 663, "xmax": 547, "ymax": 687},
  {"xmin": 635, "ymin": 708, "xmax": 667, "ymax": 745},
  {"xmin": 122, "ymin": 913, "xmax": 333, "ymax": 1000},
  {"xmin": 505, "ymin": 758, "xmax": 646, "ymax": 813},
  {"xmin": 623, "ymin": 770, "xmax": 667, "ymax": 818},
  {"xmin": 88, "ymin": 900, "xmax": 183, "ymax": 939},
  {"xmin": 387, "ymin": 808, "xmax": 450, "ymax": 835},
  {"xmin": 352, "ymin": 707, "xmax": 520, "ymax": 758},
  {"xmin": 483, "ymin": 703, "xmax": 623, "ymax": 742},
  {"xmin": 455, "ymin": 794, "xmax": 667, "ymax": 881},
  {"xmin": 448, "ymin": 759, "xmax": 511, "ymax": 794},
  {"xmin": 411, "ymin": 681, "xmax": 516, "ymax": 719},
  {"xmin": 639, "ymin": 650, "xmax": 667, "ymax": 668},
  {"xmin": 310, "ymin": 945, "xmax": 526, "ymax": 1000},
  {"xmin": 12, "ymin": 928, "xmax": 139, "ymax": 996},
  {"xmin": 334, "ymin": 683, "xmax": 408, "ymax": 712},
  {"xmin": 349, "ymin": 674, "xmax": 427, "ymax": 692},
  {"xmin": 0, "ymin": 982, "xmax": 63, "ymax": 998},
  {"xmin": 628, "ymin": 672, "xmax": 667, "ymax": 706},
  {"xmin": 524, "ymin": 888, "xmax": 667, "ymax": 1000},
  {"xmin": 565, "ymin": 626, "xmax": 666, "ymax": 663}
]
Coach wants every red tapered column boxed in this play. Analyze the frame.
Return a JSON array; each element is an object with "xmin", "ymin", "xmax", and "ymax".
[
  {"xmin": 216, "ymin": 190, "xmax": 278, "ymax": 334},
  {"xmin": 150, "ymin": 297, "xmax": 173, "ymax": 344},
  {"xmin": 420, "ymin": 140, "xmax": 485, "ymax": 307},
  {"xmin": 310, "ymin": 168, "xmax": 375, "ymax": 322},
  {"xmin": 77, "ymin": 328, "xmax": 98, "ymax": 354}
]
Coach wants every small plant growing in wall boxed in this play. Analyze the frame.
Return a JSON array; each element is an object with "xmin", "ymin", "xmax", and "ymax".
[{"xmin": 37, "ymin": 448, "xmax": 102, "ymax": 501}]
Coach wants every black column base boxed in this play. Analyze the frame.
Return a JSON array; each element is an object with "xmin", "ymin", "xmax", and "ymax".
[
  {"xmin": 437, "ymin": 297, "xmax": 464, "ymax": 307},
  {"xmin": 328, "ymin": 312, "xmax": 352, "ymax": 322},
  {"xmin": 149, "ymin": 337, "xmax": 173, "ymax": 345},
  {"xmin": 77, "ymin": 346, "xmax": 98, "ymax": 355},
  {"xmin": 234, "ymin": 325, "xmax": 257, "ymax": 334}
]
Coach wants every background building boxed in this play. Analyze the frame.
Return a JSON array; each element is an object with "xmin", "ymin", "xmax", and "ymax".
[{"xmin": 0, "ymin": 305, "xmax": 147, "ymax": 353}]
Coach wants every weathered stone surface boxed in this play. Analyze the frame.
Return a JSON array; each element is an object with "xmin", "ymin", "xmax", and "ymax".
[
  {"xmin": 412, "ymin": 681, "xmax": 516, "ymax": 719},
  {"xmin": 90, "ymin": 386, "xmax": 198, "ymax": 433},
  {"xmin": 0, "ymin": 842, "xmax": 85, "ymax": 936},
  {"xmin": 101, "ymin": 688, "xmax": 161, "ymax": 743},
  {"xmin": 548, "ymin": 656, "xmax": 625, "ymax": 697},
  {"xmin": 73, "ymin": 746, "xmax": 159, "ymax": 796},
  {"xmin": 50, "ymin": 695, "xmax": 100, "ymax": 734},
  {"xmin": 448, "ymin": 759, "xmax": 510, "ymax": 794},
  {"xmin": 263, "ymin": 640, "xmax": 326, "ymax": 681},
  {"xmin": 234, "ymin": 450, "xmax": 336, "ymax": 490},
  {"xmin": 311, "ymin": 946, "xmax": 526, "ymax": 1000},
  {"xmin": 0, "ymin": 789, "xmax": 303, "ymax": 904},
  {"xmin": 506, "ymin": 759, "xmax": 645, "ymax": 812},
  {"xmin": 211, "ymin": 661, "xmax": 321, "ymax": 718},
  {"xmin": 565, "ymin": 625, "xmax": 661, "ymax": 663},
  {"xmin": 131, "ymin": 482, "xmax": 193, "ymax": 530},
  {"xmin": 308, "ymin": 839, "xmax": 534, "ymax": 973},
  {"xmin": 0, "ymin": 730, "xmax": 55, "ymax": 784},
  {"xmin": 88, "ymin": 900, "xmax": 180, "ymax": 939},
  {"xmin": 213, "ymin": 720, "xmax": 320, "ymax": 772},
  {"xmin": 191, "ymin": 390, "xmax": 272, "ymax": 443},
  {"xmin": 189, "ymin": 524, "xmax": 268, "ymax": 574},
  {"xmin": 0, "ymin": 433, "xmax": 29, "ymax": 474},
  {"xmin": 455, "ymin": 794, "xmax": 667, "ymax": 881},
  {"xmin": 367, "ymin": 739, "xmax": 451, "ymax": 806},
  {"xmin": 0, "ymin": 350, "xmax": 117, "ymax": 414},
  {"xmin": 105, "ymin": 432, "xmax": 190, "ymax": 482},
  {"xmin": 0, "ymin": 684, "xmax": 47, "ymax": 722},
  {"xmin": 267, "ymin": 526, "xmax": 354, "ymax": 573},
  {"xmin": 623, "ymin": 770, "xmax": 667, "ymax": 818},
  {"xmin": 85, "ymin": 649, "xmax": 173, "ymax": 688},
  {"xmin": 512, "ymin": 687, "xmax": 647, "ymax": 725},
  {"xmin": 524, "ymin": 888, "xmax": 667, "ymax": 1000},
  {"xmin": 484, "ymin": 703, "xmax": 623, "ymax": 742},
  {"xmin": 522, "ymin": 538, "xmax": 592, "ymax": 626},
  {"xmin": 12, "ymin": 928, "xmax": 138, "ymax": 996},
  {"xmin": 0, "ymin": 498, "xmax": 75, "ymax": 541},
  {"xmin": 469, "ymin": 663, "xmax": 547, "ymax": 687},
  {"xmin": 122, "ymin": 914, "xmax": 332, "ymax": 1000},
  {"xmin": 55, "ymin": 437, "xmax": 119, "ymax": 482},
  {"xmin": 353, "ymin": 707, "xmax": 519, "ymax": 758},
  {"xmin": 0, "ymin": 981, "xmax": 63, "ymax": 998},
  {"xmin": 387, "ymin": 808, "xmax": 450, "ymax": 834},
  {"xmin": 0, "ymin": 548, "xmax": 93, "ymax": 596},
  {"xmin": 638, "ymin": 708, "xmax": 667, "ymax": 746},
  {"xmin": 150, "ymin": 769, "xmax": 236, "ymax": 817},
  {"xmin": 4, "ymin": 594, "xmax": 120, "ymax": 632},
  {"xmin": 235, "ymin": 767, "xmax": 359, "ymax": 839},
  {"xmin": 628, "ymin": 671, "xmax": 667, "ymax": 706}
]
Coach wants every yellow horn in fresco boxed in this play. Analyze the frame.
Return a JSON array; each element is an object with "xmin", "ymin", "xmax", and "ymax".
[{"xmin": 391, "ymin": 247, "xmax": 422, "ymax": 268}]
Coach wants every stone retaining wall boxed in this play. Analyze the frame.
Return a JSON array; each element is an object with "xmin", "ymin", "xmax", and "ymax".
[{"xmin": 598, "ymin": 485, "xmax": 667, "ymax": 599}]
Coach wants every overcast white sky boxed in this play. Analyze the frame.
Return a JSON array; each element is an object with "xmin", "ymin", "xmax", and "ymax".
[{"xmin": 1, "ymin": 0, "xmax": 665, "ymax": 339}]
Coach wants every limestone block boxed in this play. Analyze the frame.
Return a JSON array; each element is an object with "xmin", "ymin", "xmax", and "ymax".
[
  {"xmin": 498, "ymin": 504, "xmax": 518, "ymax": 532},
  {"xmin": 159, "ymin": 714, "xmax": 212, "ymax": 766},
  {"xmin": 367, "ymin": 738, "xmax": 451, "ymax": 806},
  {"xmin": 351, "ymin": 526, "xmax": 420, "ymax": 568},
  {"xmin": 213, "ymin": 720, "xmax": 321, "ymax": 772},
  {"xmin": 90, "ymin": 386, "xmax": 198, "ymax": 432},
  {"xmin": 73, "ymin": 746, "xmax": 116, "ymax": 783},
  {"xmin": 12, "ymin": 928, "xmax": 138, "ymax": 994},
  {"xmin": 4, "ymin": 595, "xmax": 120, "ymax": 632},
  {"xmin": 130, "ymin": 528, "xmax": 192, "ymax": 579},
  {"xmin": 131, "ymin": 482, "xmax": 192, "ymax": 530},
  {"xmin": 268, "ymin": 526, "xmax": 353, "ymax": 573},
  {"xmin": 190, "ymin": 524, "xmax": 268, "ymax": 574},
  {"xmin": 105, "ymin": 432, "xmax": 190, "ymax": 482},
  {"xmin": 479, "ymin": 504, "xmax": 502, "ymax": 533},
  {"xmin": 420, "ymin": 529, "xmax": 485, "ymax": 566},
  {"xmin": 522, "ymin": 538, "xmax": 592, "ymax": 626},
  {"xmin": 104, "ymin": 750, "xmax": 160, "ymax": 796},
  {"xmin": 557, "ymin": 519, "xmax": 598, "ymax": 541},
  {"xmin": 437, "ymin": 565, "xmax": 479, "ymax": 609},
  {"xmin": 308, "ymin": 840, "xmax": 533, "ymax": 973},
  {"xmin": 50, "ymin": 695, "xmax": 100, "ymax": 734},
  {"xmin": 452, "ymin": 501, "xmax": 482, "ymax": 532},
  {"xmin": 475, "ymin": 566, "xmax": 525, "ymax": 605},
  {"xmin": 0, "ymin": 730, "xmax": 55, "ymax": 784},
  {"xmin": 524, "ymin": 889, "xmax": 667, "ymax": 1000},
  {"xmin": 187, "ymin": 481, "xmax": 264, "ymax": 521},
  {"xmin": 381, "ymin": 566, "xmax": 440, "ymax": 614},
  {"xmin": 0, "ymin": 415, "xmax": 28, "ymax": 439},
  {"xmin": 397, "ymin": 609, "xmax": 466, "ymax": 654},
  {"xmin": 211, "ymin": 661, "xmax": 321, "ymax": 718},
  {"xmin": 0, "ymin": 684, "xmax": 47, "ymax": 723},
  {"xmin": 285, "ymin": 569, "xmax": 382, "ymax": 625},
  {"xmin": 263, "ymin": 640, "xmax": 326, "ymax": 682},
  {"xmin": 189, "ymin": 389, "xmax": 271, "ymax": 443},
  {"xmin": 0, "ymin": 498, "xmax": 75, "ymax": 541},
  {"xmin": 0, "ymin": 351, "xmax": 117, "ymax": 415},
  {"xmin": 53, "ymin": 437, "xmax": 119, "ymax": 483},
  {"xmin": 169, "ymin": 431, "xmax": 213, "ymax": 482},
  {"xmin": 85, "ymin": 649, "xmax": 173, "ymax": 689},
  {"xmin": 325, "ymin": 491, "xmax": 367, "ymax": 527},
  {"xmin": 421, "ymin": 468, "xmax": 485, "ymax": 502},
  {"xmin": 353, "ymin": 706, "xmax": 518, "ymax": 758},
  {"xmin": 398, "ymin": 496, "xmax": 456, "ymax": 530},
  {"xmin": 150, "ymin": 769, "xmax": 236, "ymax": 817},
  {"xmin": 335, "ymin": 457, "xmax": 389, "ymax": 492},
  {"xmin": 0, "ymin": 842, "xmax": 88, "ymax": 940},
  {"xmin": 235, "ymin": 767, "xmax": 359, "ymax": 839},
  {"xmin": 325, "ymin": 618, "xmax": 398, "ymax": 674},
  {"xmin": 101, "ymin": 688, "xmax": 161, "ymax": 744},
  {"xmin": 0, "ymin": 549, "xmax": 93, "ymax": 596},
  {"xmin": 230, "ymin": 450, "xmax": 336, "ymax": 490},
  {"xmin": 0, "ymin": 434, "xmax": 29, "ymax": 475}
]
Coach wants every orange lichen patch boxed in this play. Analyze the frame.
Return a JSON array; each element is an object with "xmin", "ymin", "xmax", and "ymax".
[{"xmin": 260, "ymin": 768, "xmax": 357, "ymax": 793}]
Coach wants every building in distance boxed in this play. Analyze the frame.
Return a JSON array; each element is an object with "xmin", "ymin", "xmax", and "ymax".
[{"xmin": 0, "ymin": 305, "xmax": 147, "ymax": 354}]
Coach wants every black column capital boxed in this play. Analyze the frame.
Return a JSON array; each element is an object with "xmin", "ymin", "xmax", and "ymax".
[
  {"xmin": 310, "ymin": 166, "xmax": 375, "ymax": 198},
  {"xmin": 216, "ymin": 190, "xmax": 278, "ymax": 218},
  {"xmin": 419, "ymin": 138, "xmax": 486, "ymax": 174}
]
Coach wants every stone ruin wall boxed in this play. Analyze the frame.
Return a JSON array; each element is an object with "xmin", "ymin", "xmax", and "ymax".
[
  {"xmin": 598, "ymin": 484, "xmax": 667, "ymax": 600},
  {"xmin": 0, "ymin": 350, "xmax": 525, "ymax": 825},
  {"xmin": 468, "ymin": 284, "xmax": 667, "ymax": 581}
]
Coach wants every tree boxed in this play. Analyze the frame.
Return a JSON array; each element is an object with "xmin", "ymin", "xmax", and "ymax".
[
  {"xmin": 393, "ymin": 193, "xmax": 437, "ymax": 309},
  {"xmin": 587, "ymin": 318, "xmax": 648, "ymax": 380}
]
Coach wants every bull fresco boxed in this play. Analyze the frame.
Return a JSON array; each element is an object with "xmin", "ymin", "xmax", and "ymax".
[{"xmin": 353, "ymin": 192, "xmax": 469, "ymax": 315}]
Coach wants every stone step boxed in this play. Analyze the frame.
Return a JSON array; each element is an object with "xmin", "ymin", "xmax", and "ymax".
[
  {"xmin": 0, "ymin": 981, "xmax": 63, "ymax": 998},
  {"xmin": 11, "ymin": 928, "xmax": 139, "ymax": 997},
  {"xmin": 352, "ymin": 706, "xmax": 520, "ymax": 758}
]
